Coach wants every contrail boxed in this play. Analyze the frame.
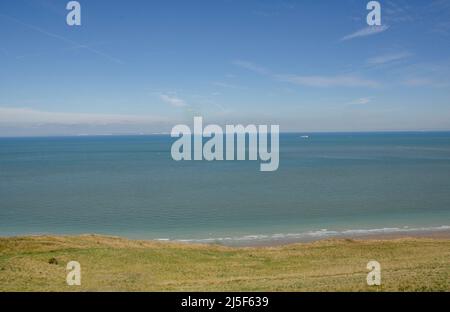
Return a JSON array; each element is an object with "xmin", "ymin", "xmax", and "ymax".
[{"xmin": 0, "ymin": 12, "xmax": 123, "ymax": 64}]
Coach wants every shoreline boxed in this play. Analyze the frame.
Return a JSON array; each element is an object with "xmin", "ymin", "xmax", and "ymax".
[
  {"xmin": 2, "ymin": 227, "xmax": 450, "ymax": 248},
  {"xmin": 167, "ymin": 226, "xmax": 450, "ymax": 247},
  {"xmin": 231, "ymin": 228, "xmax": 450, "ymax": 247}
]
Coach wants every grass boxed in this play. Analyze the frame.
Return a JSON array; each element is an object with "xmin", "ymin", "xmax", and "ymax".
[{"xmin": 0, "ymin": 235, "xmax": 449, "ymax": 291}]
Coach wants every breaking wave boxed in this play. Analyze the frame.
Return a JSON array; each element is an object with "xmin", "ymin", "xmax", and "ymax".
[{"xmin": 156, "ymin": 225, "xmax": 450, "ymax": 246}]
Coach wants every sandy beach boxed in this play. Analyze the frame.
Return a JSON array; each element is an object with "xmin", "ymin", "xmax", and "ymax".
[{"xmin": 178, "ymin": 227, "xmax": 450, "ymax": 247}]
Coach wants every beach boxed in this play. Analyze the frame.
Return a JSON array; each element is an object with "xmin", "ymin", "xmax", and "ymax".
[
  {"xmin": 171, "ymin": 226, "xmax": 450, "ymax": 247},
  {"xmin": 1, "ymin": 233, "xmax": 449, "ymax": 291},
  {"xmin": 223, "ymin": 228, "xmax": 450, "ymax": 247}
]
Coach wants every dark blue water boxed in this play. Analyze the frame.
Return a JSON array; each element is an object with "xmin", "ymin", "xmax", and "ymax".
[{"xmin": 1, "ymin": 133, "xmax": 449, "ymax": 244}]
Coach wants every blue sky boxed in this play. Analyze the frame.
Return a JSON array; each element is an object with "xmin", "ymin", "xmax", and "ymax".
[{"xmin": 1, "ymin": 0, "xmax": 450, "ymax": 135}]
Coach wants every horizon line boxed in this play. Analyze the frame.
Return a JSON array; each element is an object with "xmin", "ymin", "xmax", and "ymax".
[{"xmin": 1, "ymin": 129, "xmax": 450, "ymax": 139}]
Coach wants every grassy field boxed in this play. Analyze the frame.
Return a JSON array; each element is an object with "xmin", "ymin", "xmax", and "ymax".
[{"xmin": 0, "ymin": 235, "xmax": 449, "ymax": 291}]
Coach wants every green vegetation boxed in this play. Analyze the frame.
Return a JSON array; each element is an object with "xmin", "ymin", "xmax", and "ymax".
[{"xmin": 0, "ymin": 235, "xmax": 448, "ymax": 291}]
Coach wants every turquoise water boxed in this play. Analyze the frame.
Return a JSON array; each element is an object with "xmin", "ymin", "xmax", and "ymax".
[{"xmin": 1, "ymin": 133, "xmax": 450, "ymax": 245}]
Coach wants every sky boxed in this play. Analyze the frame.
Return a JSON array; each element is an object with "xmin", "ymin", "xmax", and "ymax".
[{"xmin": 0, "ymin": 0, "xmax": 450, "ymax": 136}]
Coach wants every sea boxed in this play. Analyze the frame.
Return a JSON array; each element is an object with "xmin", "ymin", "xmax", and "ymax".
[{"xmin": 1, "ymin": 132, "xmax": 449, "ymax": 246}]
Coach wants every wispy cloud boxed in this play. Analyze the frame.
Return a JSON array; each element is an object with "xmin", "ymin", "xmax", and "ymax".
[
  {"xmin": 276, "ymin": 74, "xmax": 379, "ymax": 88},
  {"xmin": 0, "ymin": 107, "xmax": 165, "ymax": 125},
  {"xmin": 234, "ymin": 60, "xmax": 379, "ymax": 88},
  {"xmin": 384, "ymin": 0, "xmax": 416, "ymax": 23},
  {"xmin": 212, "ymin": 82, "xmax": 246, "ymax": 90},
  {"xmin": 14, "ymin": 41, "xmax": 112, "ymax": 60},
  {"xmin": 367, "ymin": 52, "xmax": 412, "ymax": 65},
  {"xmin": 403, "ymin": 78, "xmax": 433, "ymax": 86},
  {"xmin": 232, "ymin": 60, "xmax": 269, "ymax": 75},
  {"xmin": 348, "ymin": 97, "xmax": 373, "ymax": 105},
  {"xmin": 159, "ymin": 94, "xmax": 187, "ymax": 107},
  {"xmin": 402, "ymin": 78, "xmax": 450, "ymax": 87},
  {"xmin": 341, "ymin": 25, "xmax": 389, "ymax": 41}
]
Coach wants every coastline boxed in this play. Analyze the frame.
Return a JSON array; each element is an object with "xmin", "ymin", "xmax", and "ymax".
[
  {"xmin": 169, "ymin": 226, "xmax": 450, "ymax": 247},
  {"xmin": 2, "ymin": 226, "xmax": 450, "ymax": 248}
]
